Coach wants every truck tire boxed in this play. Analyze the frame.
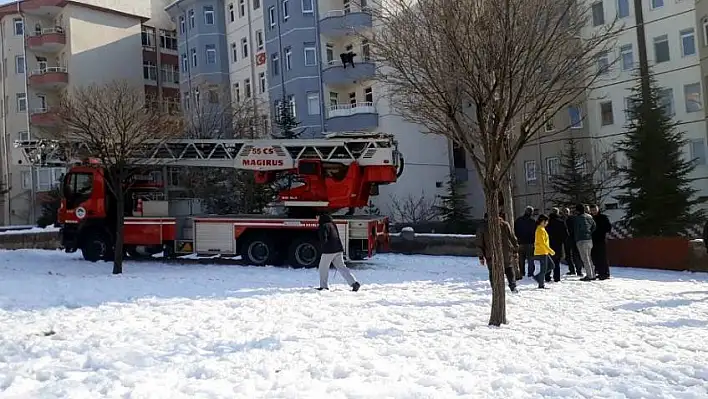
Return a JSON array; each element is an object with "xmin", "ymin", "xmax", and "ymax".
[
  {"xmin": 288, "ymin": 237, "xmax": 320, "ymax": 269},
  {"xmin": 240, "ymin": 235, "xmax": 278, "ymax": 266},
  {"xmin": 81, "ymin": 234, "xmax": 109, "ymax": 262}
]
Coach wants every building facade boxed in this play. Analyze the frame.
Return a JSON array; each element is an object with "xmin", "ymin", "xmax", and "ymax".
[{"xmin": 0, "ymin": 0, "xmax": 177, "ymax": 226}]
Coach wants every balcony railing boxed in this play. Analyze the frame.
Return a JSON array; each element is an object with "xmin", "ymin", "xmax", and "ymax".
[
  {"xmin": 328, "ymin": 102, "xmax": 376, "ymax": 118},
  {"xmin": 29, "ymin": 27, "xmax": 64, "ymax": 36},
  {"xmin": 322, "ymin": 8, "xmax": 371, "ymax": 19},
  {"xmin": 30, "ymin": 66, "xmax": 68, "ymax": 76},
  {"xmin": 31, "ymin": 107, "xmax": 50, "ymax": 115}
]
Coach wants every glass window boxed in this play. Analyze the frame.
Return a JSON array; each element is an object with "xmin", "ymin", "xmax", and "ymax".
[
  {"xmin": 685, "ymin": 83, "xmax": 702, "ymax": 113},
  {"xmin": 600, "ymin": 101, "xmax": 614, "ymax": 125},
  {"xmin": 569, "ymin": 105, "xmax": 582, "ymax": 128},
  {"xmin": 307, "ymin": 92, "xmax": 320, "ymax": 115},
  {"xmin": 681, "ymin": 28, "xmax": 696, "ymax": 57},
  {"xmin": 653, "ymin": 35, "xmax": 670, "ymax": 63}
]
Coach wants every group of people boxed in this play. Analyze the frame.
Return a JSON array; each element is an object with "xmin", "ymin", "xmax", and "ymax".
[{"xmin": 476, "ymin": 204, "xmax": 612, "ymax": 292}]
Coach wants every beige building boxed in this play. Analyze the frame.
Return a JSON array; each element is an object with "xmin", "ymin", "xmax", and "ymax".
[{"xmin": 0, "ymin": 0, "xmax": 176, "ymax": 226}]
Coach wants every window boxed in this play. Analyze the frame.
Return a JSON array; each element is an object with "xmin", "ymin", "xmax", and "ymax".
[
  {"xmin": 658, "ymin": 88, "xmax": 674, "ymax": 116},
  {"xmin": 685, "ymin": 83, "xmax": 702, "ymax": 113},
  {"xmin": 142, "ymin": 25, "xmax": 155, "ymax": 48},
  {"xmin": 179, "ymin": 16, "xmax": 185, "ymax": 33},
  {"xmin": 143, "ymin": 61, "xmax": 157, "ymax": 80},
  {"xmin": 13, "ymin": 18, "xmax": 23, "ymax": 35},
  {"xmin": 256, "ymin": 30, "xmax": 264, "ymax": 51},
  {"xmin": 254, "ymin": 0, "xmax": 261, "ymax": 10},
  {"xmin": 241, "ymin": 38, "xmax": 249, "ymax": 58},
  {"xmin": 681, "ymin": 28, "xmax": 696, "ymax": 57},
  {"xmin": 620, "ymin": 44, "xmax": 633, "ymax": 71},
  {"xmin": 653, "ymin": 35, "xmax": 670, "ymax": 63},
  {"xmin": 259, "ymin": 72, "xmax": 266, "ymax": 93},
  {"xmin": 691, "ymin": 139, "xmax": 706, "ymax": 165},
  {"xmin": 326, "ymin": 43, "xmax": 334, "ymax": 64},
  {"xmin": 16, "ymin": 93, "xmax": 26, "ymax": 112},
  {"xmin": 15, "ymin": 56, "xmax": 25, "ymax": 74},
  {"xmin": 597, "ymin": 51, "xmax": 609, "ymax": 74},
  {"xmin": 285, "ymin": 47, "xmax": 292, "ymax": 70},
  {"xmin": 191, "ymin": 48, "xmax": 198, "ymax": 67},
  {"xmin": 349, "ymin": 91, "xmax": 356, "ymax": 105},
  {"xmin": 245, "ymin": 79, "xmax": 252, "ymax": 98},
  {"xmin": 364, "ymin": 87, "xmax": 373, "ymax": 103},
  {"xmin": 651, "ymin": 0, "xmax": 663, "ymax": 9},
  {"xmin": 704, "ymin": 19, "xmax": 708, "ymax": 47},
  {"xmin": 452, "ymin": 144, "xmax": 466, "ymax": 169},
  {"xmin": 282, "ymin": 0, "xmax": 290, "ymax": 20},
  {"xmin": 229, "ymin": 3, "xmax": 235, "ymax": 22},
  {"xmin": 160, "ymin": 64, "xmax": 179, "ymax": 84},
  {"xmin": 302, "ymin": 0, "xmax": 313, "ymax": 12},
  {"xmin": 600, "ymin": 101, "xmax": 614, "ymax": 125},
  {"xmin": 569, "ymin": 105, "xmax": 582, "ymax": 128},
  {"xmin": 546, "ymin": 157, "xmax": 560, "ymax": 178},
  {"xmin": 624, "ymin": 97, "xmax": 639, "ymax": 119},
  {"xmin": 208, "ymin": 87, "xmax": 219, "ymax": 103},
  {"xmin": 183, "ymin": 93, "xmax": 190, "ymax": 111},
  {"xmin": 304, "ymin": 45, "xmax": 316, "ymax": 66},
  {"xmin": 188, "ymin": 9, "xmax": 195, "ymax": 28},
  {"xmin": 288, "ymin": 95, "xmax": 296, "ymax": 117},
  {"xmin": 269, "ymin": 7, "xmax": 276, "ymax": 29},
  {"xmin": 21, "ymin": 171, "xmax": 30, "ymax": 190},
  {"xmin": 231, "ymin": 42, "xmax": 238, "ymax": 62},
  {"xmin": 34, "ymin": 168, "xmax": 65, "ymax": 192},
  {"xmin": 591, "ymin": 2, "xmax": 604, "ymax": 27},
  {"xmin": 362, "ymin": 39, "xmax": 371, "ymax": 61},
  {"xmin": 194, "ymin": 87, "xmax": 200, "ymax": 106},
  {"xmin": 204, "ymin": 6, "xmax": 215, "ymax": 25},
  {"xmin": 524, "ymin": 160, "xmax": 537, "ymax": 183},
  {"xmin": 271, "ymin": 53, "xmax": 280, "ymax": 75},
  {"xmin": 307, "ymin": 92, "xmax": 320, "ymax": 115},
  {"xmin": 160, "ymin": 29, "xmax": 178, "ymax": 51},
  {"xmin": 233, "ymin": 83, "xmax": 241, "ymax": 103},
  {"xmin": 239, "ymin": 0, "xmax": 245, "ymax": 17},
  {"xmin": 343, "ymin": 0, "xmax": 351, "ymax": 13},
  {"xmin": 329, "ymin": 92, "xmax": 338, "ymax": 106},
  {"xmin": 544, "ymin": 115, "xmax": 555, "ymax": 132},
  {"xmin": 206, "ymin": 44, "xmax": 217, "ymax": 64},
  {"xmin": 617, "ymin": 0, "xmax": 629, "ymax": 18}
]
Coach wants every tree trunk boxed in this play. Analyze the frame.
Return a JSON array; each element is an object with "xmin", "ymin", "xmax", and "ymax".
[
  {"xmin": 113, "ymin": 185, "xmax": 125, "ymax": 275},
  {"xmin": 484, "ymin": 182, "xmax": 507, "ymax": 326},
  {"xmin": 503, "ymin": 174, "xmax": 515, "ymax": 226}
]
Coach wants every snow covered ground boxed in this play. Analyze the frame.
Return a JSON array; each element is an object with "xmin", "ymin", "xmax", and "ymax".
[{"xmin": 1, "ymin": 250, "xmax": 707, "ymax": 399}]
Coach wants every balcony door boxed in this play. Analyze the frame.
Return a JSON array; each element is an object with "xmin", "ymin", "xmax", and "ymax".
[
  {"xmin": 37, "ymin": 57, "xmax": 47, "ymax": 73},
  {"xmin": 37, "ymin": 94, "xmax": 46, "ymax": 112}
]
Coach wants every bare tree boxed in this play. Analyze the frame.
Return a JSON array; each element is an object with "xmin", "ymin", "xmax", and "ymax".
[
  {"xmin": 47, "ymin": 80, "xmax": 182, "ymax": 274},
  {"xmin": 366, "ymin": 0, "xmax": 619, "ymax": 325},
  {"xmin": 387, "ymin": 192, "xmax": 440, "ymax": 225}
]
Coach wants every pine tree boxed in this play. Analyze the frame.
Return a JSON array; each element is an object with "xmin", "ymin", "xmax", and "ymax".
[
  {"xmin": 616, "ymin": 72, "xmax": 705, "ymax": 236},
  {"xmin": 271, "ymin": 97, "xmax": 301, "ymax": 139},
  {"xmin": 549, "ymin": 138, "xmax": 603, "ymax": 208},
  {"xmin": 435, "ymin": 174, "xmax": 473, "ymax": 233}
]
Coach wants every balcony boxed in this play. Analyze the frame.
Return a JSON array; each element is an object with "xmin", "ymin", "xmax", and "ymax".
[
  {"xmin": 26, "ymin": 27, "xmax": 66, "ymax": 53},
  {"xmin": 319, "ymin": 9, "xmax": 372, "ymax": 37},
  {"xmin": 28, "ymin": 67, "xmax": 68, "ymax": 90},
  {"xmin": 30, "ymin": 108, "xmax": 59, "ymax": 127},
  {"xmin": 326, "ymin": 102, "xmax": 378, "ymax": 131},
  {"xmin": 322, "ymin": 60, "xmax": 375, "ymax": 86}
]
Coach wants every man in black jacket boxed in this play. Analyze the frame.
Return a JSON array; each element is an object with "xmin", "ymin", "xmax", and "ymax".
[
  {"xmin": 546, "ymin": 208, "xmax": 568, "ymax": 282},
  {"xmin": 316, "ymin": 213, "xmax": 361, "ymax": 291},
  {"xmin": 589, "ymin": 204, "xmax": 612, "ymax": 280},
  {"xmin": 563, "ymin": 207, "xmax": 582, "ymax": 276},
  {"xmin": 514, "ymin": 206, "xmax": 536, "ymax": 278}
]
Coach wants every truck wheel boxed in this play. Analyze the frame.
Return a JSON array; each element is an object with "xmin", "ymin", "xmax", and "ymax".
[
  {"xmin": 81, "ymin": 235, "xmax": 109, "ymax": 262},
  {"xmin": 288, "ymin": 237, "xmax": 320, "ymax": 269},
  {"xmin": 240, "ymin": 236, "xmax": 277, "ymax": 266}
]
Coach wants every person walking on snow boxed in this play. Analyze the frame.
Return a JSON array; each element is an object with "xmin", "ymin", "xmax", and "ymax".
[
  {"xmin": 316, "ymin": 213, "xmax": 361, "ymax": 292},
  {"xmin": 476, "ymin": 212, "xmax": 519, "ymax": 293},
  {"xmin": 563, "ymin": 207, "xmax": 583, "ymax": 277},
  {"xmin": 589, "ymin": 204, "xmax": 612, "ymax": 280},
  {"xmin": 514, "ymin": 206, "xmax": 536, "ymax": 278},
  {"xmin": 573, "ymin": 204, "xmax": 596, "ymax": 281},
  {"xmin": 546, "ymin": 208, "xmax": 567, "ymax": 283},
  {"xmin": 533, "ymin": 214, "xmax": 554, "ymax": 289}
]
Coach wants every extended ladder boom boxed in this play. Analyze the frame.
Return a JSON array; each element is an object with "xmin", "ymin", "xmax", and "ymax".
[{"xmin": 14, "ymin": 132, "xmax": 403, "ymax": 171}]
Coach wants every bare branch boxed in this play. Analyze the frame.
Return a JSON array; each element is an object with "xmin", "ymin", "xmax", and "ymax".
[{"xmin": 387, "ymin": 192, "xmax": 440, "ymax": 225}]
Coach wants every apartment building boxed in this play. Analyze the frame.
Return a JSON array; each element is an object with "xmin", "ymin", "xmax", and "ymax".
[
  {"xmin": 0, "ymin": 0, "xmax": 176, "ymax": 226},
  {"xmin": 514, "ymin": 0, "xmax": 708, "ymax": 221},
  {"xmin": 166, "ymin": 0, "xmax": 481, "ymax": 218}
]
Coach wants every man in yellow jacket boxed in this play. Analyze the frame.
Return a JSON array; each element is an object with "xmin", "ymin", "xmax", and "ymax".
[{"xmin": 533, "ymin": 214, "xmax": 555, "ymax": 289}]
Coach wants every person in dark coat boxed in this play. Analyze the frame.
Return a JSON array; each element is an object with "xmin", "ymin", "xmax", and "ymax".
[
  {"xmin": 316, "ymin": 213, "xmax": 360, "ymax": 291},
  {"xmin": 476, "ymin": 212, "xmax": 519, "ymax": 293},
  {"xmin": 545, "ymin": 208, "xmax": 568, "ymax": 282},
  {"xmin": 589, "ymin": 204, "xmax": 612, "ymax": 280},
  {"xmin": 514, "ymin": 206, "xmax": 536, "ymax": 278},
  {"xmin": 562, "ymin": 207, "xmax": 583, "ymax": 277},
  {"xmin": 702, "ymin": 220, "xmax": 708, "ymax": 253}
]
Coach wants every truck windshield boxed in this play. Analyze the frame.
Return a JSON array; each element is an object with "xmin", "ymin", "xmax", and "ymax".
[{"xmin": 63, "ymin": 172, "xmax": 93, "ymax": 209}]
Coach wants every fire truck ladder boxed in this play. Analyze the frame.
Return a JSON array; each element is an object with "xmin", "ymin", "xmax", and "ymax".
[{"xmin": 14, "ymin": 132, "xmax": 404, "ymax": 172}]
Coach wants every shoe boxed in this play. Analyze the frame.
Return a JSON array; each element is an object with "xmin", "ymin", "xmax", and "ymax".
[
  {"xmin": 554, "ymin": 279, "xmax": 560, "ymax": 283},
  {"xmin": 537, "ymin": 285, "xmax": 549, "ymax": 289},
  {"xmin": 510, "ymin": 288, "xmax": 519, "ymax": 293},
  {"xmin": 351, "ymin": 282, "xmax": 361, "ymax": 292},
  {"xmin": 579, "ymin": 276, "xmax": 595, "ymax": 281},
  {"xmin": 576, "ymin": 273, "xmax": 584, "ymax": 278},
  {"xmin": 598, "ymin": 275, "xmax": 610, "ymax": 280},
  {"xmin": 315, "ymin": 287, "xmax": 329, "ymax": 291}
]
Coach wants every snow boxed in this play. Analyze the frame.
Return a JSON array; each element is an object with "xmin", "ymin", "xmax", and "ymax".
[
  {"xmin": 390, "ymin": 232, "xmax": 476, "ymax": 238},
  {"xmin": 0, "ymin": 226, "xmax": 60, "ymax": 236},
  {"xmin": 1, "ymin": 250, "xmax": 708, "ymax": 398}
]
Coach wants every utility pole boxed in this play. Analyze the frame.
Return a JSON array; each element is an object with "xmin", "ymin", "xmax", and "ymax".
[{"xmin": 633, "ymin": 0, "xmax": 651, "ymax": 102}]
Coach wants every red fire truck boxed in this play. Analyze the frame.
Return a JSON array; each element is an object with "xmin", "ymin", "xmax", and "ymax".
[{"xmin": 16, "ymin": 132, "xmax": 404, "ymax": 268}]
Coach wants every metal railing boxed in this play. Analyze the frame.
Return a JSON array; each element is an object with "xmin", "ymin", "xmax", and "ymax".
[
  {"xmin": 30, "ymin": 66, "xmax": 68, "ymax": 76},
  {"xmin": 322, "ymin": 7, "xmax": 371, "ymax": 18},
  {"xmin": 29, "ymin": 27, "xmax": 64, "ymax": 36},
  {"xmin": 323, "ymin": 58, "xmax": 372, "ymax": 68},
  {"xmin": 30, "ymin": 107, "xmax": 50, "ymax": 115},
  {"xmin": 328, "ymin": 101, "xmax": 376, "ymax": 118}
]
